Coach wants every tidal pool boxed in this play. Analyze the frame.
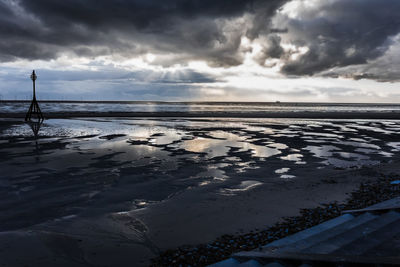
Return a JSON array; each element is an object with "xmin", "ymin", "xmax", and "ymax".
[{"xmin": 0, "ymin": 117, "xmax": 399, "ymax": 231}]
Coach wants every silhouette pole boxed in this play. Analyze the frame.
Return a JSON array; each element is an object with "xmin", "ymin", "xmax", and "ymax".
[{"xmin": 25, "ymin": 70, "xmax": 44, "ymax": 121}]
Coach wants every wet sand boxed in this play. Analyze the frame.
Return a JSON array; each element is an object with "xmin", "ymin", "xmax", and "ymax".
[{"xmin": 0, "ymin": 117, "xmax": 400, "ymax": 266}]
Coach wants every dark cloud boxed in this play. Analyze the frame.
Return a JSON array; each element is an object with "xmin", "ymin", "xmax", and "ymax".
[
  {"xmin": 318, "ymin": 34, "xmax": 400, "ymax": 82},
  {"xmin": 2, "ymin": 0, "xmax": 400, "ymax": 83},
  {"xmin": 0, "ymin": 0, "xmax": 287, "ymax": 66},
  {"xmin": 274, "ymin": 0, "xmax": 400, "ymax": 79},
  {"xmin": 254, "ymin": 34, "xmax": 284, "ymax": 65}
]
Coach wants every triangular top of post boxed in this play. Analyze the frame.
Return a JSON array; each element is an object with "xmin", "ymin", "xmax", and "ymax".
[
  {"xmin": 25, "ymin": 69, "xmax": 44, "ymax": 122},
  {"xmin": 30, "ymin": 70, "xmax": 37, "ymax": 82}
]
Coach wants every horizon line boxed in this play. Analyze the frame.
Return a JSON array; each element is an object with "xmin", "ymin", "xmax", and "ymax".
[{"xmin": 0, "ymin": 100, "xmax": 400, "ymax": 105}]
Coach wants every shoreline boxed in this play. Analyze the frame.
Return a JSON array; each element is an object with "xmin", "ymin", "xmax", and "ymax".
[{"xmin": 1, "ymin": 111, "xmax": 400, "ymax": 119}]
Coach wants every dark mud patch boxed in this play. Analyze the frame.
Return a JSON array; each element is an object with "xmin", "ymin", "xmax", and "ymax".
[
  {"xmin": 99, "ymin": 134, "xmax": 126, "ymax": 140},
  {"xmin": 74, "ymin": 134, "xmax": 99, "ymax": 139}
]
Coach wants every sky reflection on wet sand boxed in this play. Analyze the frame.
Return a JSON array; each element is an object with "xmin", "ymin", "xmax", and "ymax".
[{"xmin": 1, "ymin": 117, "xmax": 400, "ymax": 231}]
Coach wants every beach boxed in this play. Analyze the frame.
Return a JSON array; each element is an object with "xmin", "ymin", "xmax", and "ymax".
[
  {"xmin": 2, "ymin": 0, "xmax": 400, "ymax": 265},
  {"xmin": 0, "ymin": 114, "xmax": 400, "ymax": 266}
]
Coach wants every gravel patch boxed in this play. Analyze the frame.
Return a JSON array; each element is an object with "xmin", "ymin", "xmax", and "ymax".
[{"xmin": 151, "ymin": 175, "xmax": 400, "ymax": 266}]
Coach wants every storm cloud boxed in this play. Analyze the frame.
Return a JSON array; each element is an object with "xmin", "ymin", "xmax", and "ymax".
[
  {"xmin": 273, "ymin": 0, "xmax": 400, "ymax": 79},
  {"xmin": 1, "ymin": 0, "xmax": 400, "ymax": 82},
  {"xmin": 0, "ymin": 0, "xmax": 287, "ymax": 66}
]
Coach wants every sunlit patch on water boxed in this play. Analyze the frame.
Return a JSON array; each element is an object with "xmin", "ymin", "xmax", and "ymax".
[
  {"xmin": 275, "ymin": 167, "xmax": 290, "ymax": 174},
  {"xmin": 266, "ymin": 143, "xmax": 289, "ymax": 150},
  {"xmin": 349, "ymin": 137, "xmax": 369, "ymax": 142},
  {"xmin": 181, "ymin": 137, "xmax": 231, "ymax": 158},
  {"xmin": 303, "ymin": 144, "xmax": 381, "ymax": 168},
  {"xmin": 219, "ymin": 180, "xmax": 263, "ymax": 196},
  {"xmin": 388, "ymin": 142, "xmax": 400, "ymax": 151},
  {"xmin": 245, "ymin": 143, "xmax": 281, "ymax": 158},
  {"xmin": 275, "ymin": 167, "xmax": 296, "ymax": 179},
  {"xmin": 304, "ymin": 145, "xmax": 340, "ymax": 158},
  {"xmin": 234, "ymin": 161, "xmax": 260, "ymax": 173},
  {"xmin": 280, "ymin": 153, "xmax": 304, "ymax": 164},
  {"xmin": 190, "ymin": 163, "xmax": 229, "ymax": 184},
  {"xmin": 280, "ymin": 174, "xmax": 296, "ymax": 179},
  {"xmin": 208, "ymin": 131, "xmax": 245, "ymax": 140},
  {"xmin": 131, "ymin": 199, "xmax": 158, "ymax": 210},
  {"xmin": 303, "ymin": 131, "xmax": 344, "ymax": 139},
  {"xmin": 180, "ymin": 132, "xmax": 281, "ymax": 159},
  {"xmin": 149, "ymin": 130, "xmax": 185, "ymax": 145}
]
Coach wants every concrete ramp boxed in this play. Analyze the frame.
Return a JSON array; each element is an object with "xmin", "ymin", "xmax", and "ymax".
[{"xmin": 210, "ymin": 197, "xmax": 400, "ymax": 266}]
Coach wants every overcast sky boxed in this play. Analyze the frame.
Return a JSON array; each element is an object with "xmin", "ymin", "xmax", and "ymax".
[{"xmin": 0, "ymin": 0, "xmax": 400, "ymax": 102}]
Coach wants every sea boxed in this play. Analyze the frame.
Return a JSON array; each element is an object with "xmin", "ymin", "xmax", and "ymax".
[{"xmin": 1, "ymin": 101, "xmax": 400, "ymax": 114}]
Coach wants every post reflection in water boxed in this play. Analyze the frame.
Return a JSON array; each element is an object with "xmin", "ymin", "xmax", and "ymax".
[
  {"xmin": 28, "ymin": 120, "xmax": 43, "ymax": 138},
  {"xmin": 27, "ymin": 120, "xmax": 43, "ymax": 153}
]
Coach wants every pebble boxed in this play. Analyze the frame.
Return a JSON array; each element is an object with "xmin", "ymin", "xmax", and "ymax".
[{"xmin": 151, "ymin": 176, "xmax": 400, "ymax": 267}]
